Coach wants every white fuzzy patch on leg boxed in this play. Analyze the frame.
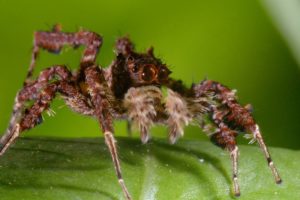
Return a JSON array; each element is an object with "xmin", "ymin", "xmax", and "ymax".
[
  {"xmin": 123, "ymin": 86, "xmax": 162, "ymax": 144},
  {"xmin": 165, "ymin": 90, "xmax": 193, "ymax": 144},
  {"xmin": 165, "ymin": 89, "xmax": 212, "ymax": 143}
]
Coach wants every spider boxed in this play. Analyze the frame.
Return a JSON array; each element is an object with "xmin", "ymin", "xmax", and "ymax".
[{"xmin": 0, "ymin": 25, "xmax": 281, "ymax": 200}]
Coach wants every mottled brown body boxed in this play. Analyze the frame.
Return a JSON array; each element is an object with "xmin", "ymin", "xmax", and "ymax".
[{"xmin": 0, "ymin": 25, "xmax": 281, "ymax": 199}]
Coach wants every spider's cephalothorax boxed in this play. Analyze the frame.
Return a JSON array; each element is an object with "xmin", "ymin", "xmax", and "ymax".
[
  {"xmin": 109, "ymin": 37, "xmax": 171, "ymax": 99},
  {"xmin": 0, "ymin": 25, "xmax": 281, "ymax": 200}
]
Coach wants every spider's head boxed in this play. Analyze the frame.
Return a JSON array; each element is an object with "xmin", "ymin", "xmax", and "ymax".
[
  {"xmin": 125, "ymin": 52, "xmax": 171, "ymax": 86},
  {"xmin": 116, "ymin": 37, "xmax": 172, "ymax": 87}
]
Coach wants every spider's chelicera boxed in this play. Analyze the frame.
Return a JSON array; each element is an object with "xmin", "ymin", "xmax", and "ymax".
[{"xmin": 0, "ymin": 25, "xmax": 282, "ymax": 199}]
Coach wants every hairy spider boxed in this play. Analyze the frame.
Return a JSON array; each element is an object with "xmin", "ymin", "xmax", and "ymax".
[{"xmin": 0, "ymin": 25, "xmax": 281, "ymax": 199}]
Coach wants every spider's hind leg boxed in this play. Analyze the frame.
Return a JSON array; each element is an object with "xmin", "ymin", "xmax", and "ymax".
[
  {"xmin": 249, "ymin": 124, "xmax": 282, "ymax": 184},
  {"xmin": 209, "ymin": 123, "xmax": 240, "ymax": 196},
  {"xmin": 194, "ymin": 80, "xmax": 282, "ymax": 195}
]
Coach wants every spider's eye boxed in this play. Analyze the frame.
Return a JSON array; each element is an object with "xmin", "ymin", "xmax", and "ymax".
[
  {"xmin": 131, "ymin": 64, "xmax": 138, "ymax": 73},
  {"xmin": 127, "ymin": 56, "xmax": 134, "ymax": 62},
  {"xmin": 141, "ymin": 65, "xmax": 156, "ymax": 82},
  {"xmin": 127, "ymin": 57, "xmax": 138, "ymax": 73},
  {"xmin": 158, "ymin": 66, "xmax": 171, "ymax": 81}
]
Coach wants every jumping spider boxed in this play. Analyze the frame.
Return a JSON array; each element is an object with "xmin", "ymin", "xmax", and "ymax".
[{"xmin": 0, "ymin": 25, "xmax": 282, "ymax": 199}]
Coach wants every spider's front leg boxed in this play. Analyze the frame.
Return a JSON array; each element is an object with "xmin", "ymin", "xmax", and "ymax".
[
  {"xmin": 193, "ymin": 80, "xmax": 282, "ymax": 196},
  {"xmin": 26, "ymin": 24, "xmax": 102, "ymax": 85},
  {"xmin": 0, "ymin": 66, "xmax": 92, "ymax": 155},
  {"xmin": 0, "ymin": 83, "xmax": 57, "ymax": 155},
  {"xmin": 84, "ymin": 66, "xmax": 132, "ymax": 200}
]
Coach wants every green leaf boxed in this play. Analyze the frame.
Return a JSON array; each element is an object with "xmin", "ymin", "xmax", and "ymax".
[{"xmin": 0, "ymin": 137, "xmax": 298, "ymax": 200}]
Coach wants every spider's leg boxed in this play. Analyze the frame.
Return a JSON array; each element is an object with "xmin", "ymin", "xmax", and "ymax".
[
  {"xmin": 230, "ymin": 145, "xmax": 239, "ymax": 196},
  {"xmin": 24, "ymin": 65, "xmax": 93, "ymax": 116},
  {"xmin": 194, "ymin": 80, "xmax": 282, "ymax": 184},
  {"xmin": 26, "ymin": 24, "xmax": 102, "ymax": 85},
  {"xmin": 0, "ymin": 92, "xmax": 23, "ymax": 152},
  {"xmin": 0, "ymin": 83, "xmax": 57, "ymax": 156},
  {"xmin": 1, "ymin": 65, "xmax": 71, "ymax": 148},
  {"xmin": 250, "ymin": 124, "xmax": 282, "ymax": 184},
  {"xmin": 84, "ymin": 66, "xmax": 132, "ymax": 200},
  {"xmin": 209, "ymin": 106, "xmax": 241, "ymax": 196},
  {"xmin": 0, "ymin": 79, "xmax": 93, "ymax": 156},
  {"xmin": 1, "ymin": 66, "xmax": 93, "ymax": 155},
  {"xmin": 210, "ymin": 130, "xmax": 240, "ymax": 196},
  {"xmin": 58, "ymin": 81, "xmax": 94, "ymax": 116}
]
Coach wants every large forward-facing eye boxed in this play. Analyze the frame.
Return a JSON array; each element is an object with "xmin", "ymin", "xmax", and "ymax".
[{"xmin": 141, "ymin": 64, "xmax": 157, "ymax": 82}]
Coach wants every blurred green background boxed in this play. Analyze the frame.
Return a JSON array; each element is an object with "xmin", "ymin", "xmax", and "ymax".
[{"xmin": 0, "ymin": 0, "xmax": 299, "ymax": 149}]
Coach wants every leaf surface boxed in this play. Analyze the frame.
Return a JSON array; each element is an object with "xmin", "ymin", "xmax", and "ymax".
[{"xmin": 0, "ymin": 137, "xmax": 298, "ymax": 200}]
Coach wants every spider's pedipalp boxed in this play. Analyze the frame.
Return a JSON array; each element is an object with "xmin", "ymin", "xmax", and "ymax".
[
  {"xmin": 165, "ymin": 89, "xmax": 192, "ymax": 144},
  {"xmin": 123, "ymin": 86, "xmax": 163, "ymax": 143}
]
